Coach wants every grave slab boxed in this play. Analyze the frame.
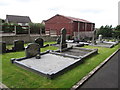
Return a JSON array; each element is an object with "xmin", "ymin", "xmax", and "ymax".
[
  {"xmin": 90, "ymin": 41, "xmax": 117, "ymax": 48},
  {"xmin": 54, "ymin": 47, "xmax": 98, "ymax": 59},
  {"xmin": 13, "ymin": 53, "xmax": 81, "ymax": 79}
]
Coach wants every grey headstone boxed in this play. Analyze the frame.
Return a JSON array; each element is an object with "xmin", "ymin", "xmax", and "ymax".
[
  {"xmin": 92, "ymin": 30, "xmax": 97, "ymax": 45},
  {"xmin": 35, "ymin": 38, "xmax": 44, "ymax": 48},
  {"xmin": 13, "ymin": 40, "xmax": 24, "ymax": 51},
  {"xmin": 60, "ymin": 28, "xmax": 67, "ymax": 51},
  {"xmin": 0, "ymin": 41, "xmax": 6, "ymax": 54},
  {"xmin": 25, "ymin": 43, "xmax": 40, "ymax": 58}
]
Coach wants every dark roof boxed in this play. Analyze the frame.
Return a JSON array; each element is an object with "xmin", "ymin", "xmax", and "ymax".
[{"xmin": 6, "ymin": 15, "xmax": 31, "ymax": 23}]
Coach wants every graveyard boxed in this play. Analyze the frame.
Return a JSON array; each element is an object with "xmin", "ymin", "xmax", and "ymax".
[
  {"xmin": 1, "ymin": 28, "xmax": 119, "ymax": 88},
  {"xmin": 9, "ymin": 28, "xmax": 98, "ymax": 79},
  {"xmin": 1, "ymin": 44, "xmax": 119, "ymax": 88}
]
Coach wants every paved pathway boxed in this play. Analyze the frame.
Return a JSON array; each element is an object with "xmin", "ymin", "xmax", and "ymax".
[{"xmin": 80, "ymin": 50, "xmax": 119, "ymax": 88}]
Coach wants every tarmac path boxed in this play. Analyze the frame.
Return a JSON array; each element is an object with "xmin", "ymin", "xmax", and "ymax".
[{"xmin": 80, "ymin": 49, "xmax": 119, "ymax": 88}]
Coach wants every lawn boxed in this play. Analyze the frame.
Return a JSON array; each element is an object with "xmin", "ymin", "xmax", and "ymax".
[{"xmin": 1, "ymin": 42, "xmax": 119, "ymax": 88}]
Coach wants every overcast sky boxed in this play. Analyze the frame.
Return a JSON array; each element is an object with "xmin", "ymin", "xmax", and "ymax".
[{"xmin": 0, "ymin": 0, "xmax": 119, "ymax": 28}]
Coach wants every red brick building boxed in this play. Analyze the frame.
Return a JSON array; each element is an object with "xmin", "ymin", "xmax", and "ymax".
[{"xmin": 45, "ymin": 14, "xmax": 95, "ymax": 38}]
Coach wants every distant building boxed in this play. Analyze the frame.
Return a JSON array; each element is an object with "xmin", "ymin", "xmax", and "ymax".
[
  {"xmin": 45, "ymin": 14, "xmax": 95, "ymax": 38},
  {"xmin": 6, "ymin": 15, "xmax": 31, "ymax": 26},
  {"xmin": 0, "ymin": 19, "xmax": 5, "ymax": 31},
  {"xmin": 41, "ymin": 20, "xmax": 46, "ymax": 25}
]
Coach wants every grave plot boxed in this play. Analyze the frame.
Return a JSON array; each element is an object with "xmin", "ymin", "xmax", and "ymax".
[
  {"xmin": 91, "ymin": 41, "xmax": 116, "ymax": 48},
  {"xmin": 11, "ymin": 28, "xmax": 98, "ymax": 79},
  {"xmin": 53, "ymin": 47, "xmax": 98, "ymax": 59},
  {"xmin": 13, "ymin": 53, "xmax": 81, "ymax": 79},
  {"xmin": 56, "ymin": 28, "xmax": 98, "ymax": 59},
  {"xmin": 90, "ymin": 31, "xmax": 118, "ymax": 48}
]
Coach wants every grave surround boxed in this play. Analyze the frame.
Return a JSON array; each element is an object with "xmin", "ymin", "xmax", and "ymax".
[
  {"xmin": 12, "ymin": 47, "xmax": 98, "ymax": 79},
  {"xmin": 90, "ymin": 34, "xmax": 118, "ymax": 48}
]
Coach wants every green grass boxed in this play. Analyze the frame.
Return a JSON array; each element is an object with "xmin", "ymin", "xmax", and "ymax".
[{"xmin": 1, "ymin": 42, "xmax": 119, "ymax": 88}]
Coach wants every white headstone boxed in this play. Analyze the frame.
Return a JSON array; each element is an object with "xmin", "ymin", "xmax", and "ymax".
[{"xmin": 98, "ymin": 34, "xmax": 103, "ymax": 43}]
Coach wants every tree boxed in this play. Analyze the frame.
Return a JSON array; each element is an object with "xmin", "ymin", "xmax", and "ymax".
[
  {"xmin": 97, "ymin": 25, "xmax": 113, "ymax": 37},
  {"xmin": 113, "ymin": 25, "xmax": 120, "ymax": 39},
  {"xmin": 115, "ymin": 25, "xmax": 120, "ymax": 31},
  {"xmin": 29, "ymin": 23, "xmax": 45, "ymax": 34}
]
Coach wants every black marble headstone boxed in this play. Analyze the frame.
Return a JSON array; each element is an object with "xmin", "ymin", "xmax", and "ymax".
[
  {"xmin": 13, "ymin": 40, "xmax": 24, "ymax": 51},
  {"xmin": 35, "ymin": 38, "xmax": 44, "ymax": 48},
  {"xmin": 0, "ymin": 41, "xmax": 6, "ymax": 54}
]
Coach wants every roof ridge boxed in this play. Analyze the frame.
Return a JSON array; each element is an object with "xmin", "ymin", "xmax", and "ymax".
[
  {"xmin": 7, "ymin": 15, "xmax": 29, "ymax": 17},
  {"xmin": 57, "ymin": 14, "xmax": 93, "ymax": 23}
]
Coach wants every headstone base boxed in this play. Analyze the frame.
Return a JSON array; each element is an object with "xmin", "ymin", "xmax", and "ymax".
[{"xmin": 60, "ymin": 44, "xmax": 67, "ymax": 51}]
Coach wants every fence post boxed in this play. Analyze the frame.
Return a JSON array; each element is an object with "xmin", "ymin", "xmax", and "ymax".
[
  {"xmin": 28, "ymin": 25, "xmax": 30, "ymax": 35},
  {"xmin": 14, "ymin": 25, "xmax": 16, "ymax": 35},
  {"xmin": 40, "ymin": 28, "xmax": 42, "ymax": 36}
]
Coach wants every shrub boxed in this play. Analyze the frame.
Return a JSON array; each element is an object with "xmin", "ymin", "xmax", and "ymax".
[
  {"xmin": 29, "ymin": 23, "xmax": 45, "ymax": 34},
  {"xmin": 2, "ymin": 23, "xmax": 14, "ymax": 33}
]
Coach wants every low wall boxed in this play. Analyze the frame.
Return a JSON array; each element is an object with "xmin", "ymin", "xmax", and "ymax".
[
  {"xmin": 1, "ymin": 34, "xmax": 57, "ymax": 44},
  {"xmin": 74, "ymin": 31, "xmax": 94, "ymax": 38}
]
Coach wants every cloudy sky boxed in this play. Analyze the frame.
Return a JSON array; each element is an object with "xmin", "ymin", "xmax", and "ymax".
[{"xmin": 0, "ymin": 0, "xmax": 119, "ymax": 28}]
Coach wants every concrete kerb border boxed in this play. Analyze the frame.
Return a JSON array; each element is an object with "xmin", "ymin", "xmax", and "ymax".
[
  {"xmin": 0, "ymin": 82, "xmax": 10, "ymax": 89},
  {"xmin": 71, "ymin": 48, "xmax": 120, "ymax": 90}
]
